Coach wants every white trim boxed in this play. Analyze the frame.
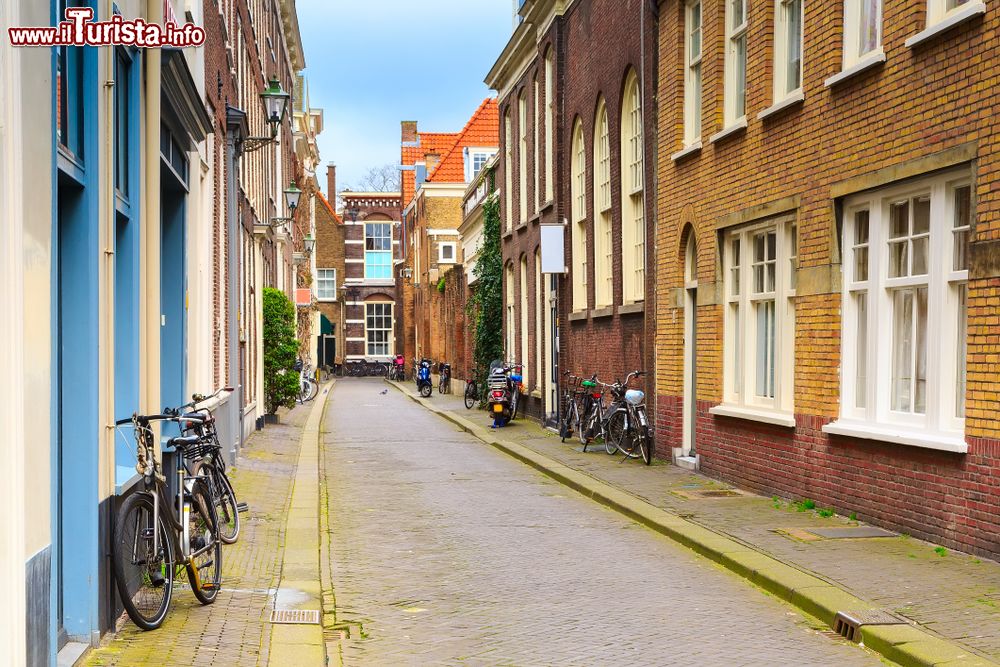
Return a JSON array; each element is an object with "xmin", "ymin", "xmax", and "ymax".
[
  {"xmin": 905, "ymin": 1, "xmax": 986, "ymax": 48},
  {"xmin": 757, "ymin": 90, "xmax": 805, "ymax": 120},
  {"xmin": 822, "ymin": 420, "xmax": 968, "ymax": 453},
  {"xmin": 426, "ymin": 228, "xmax": 461, "ymax": 236},
  {"xmin": 345, "ymin": 258, "xmax": 364, "ymax": 263},
  {"xmin": 824, "ymin": 49, "xmax": 886, "ymax": 87},
  {"xmin": 345, "ymin": 239, "xmax": 364, "ymax": 244},
  {"xmin": 671, "ymin": 141, "xmax": 703, "ymax": 162},
  {"xmin": 709, "ymin": 404, "xmax": 797, "ymax": 427},
  {"xmin": 438, "ymin": 241, "xmax": 457, "ymax": 264},
  {"xmin": 709, "ymin": 118, "xmax": 748, "ymax": 144},
  {"xmin": 345, "ymin": 319, "xmax": 365, "ymax": 324},
  {"xmin": 346, "ymin": 337, "xmax": 366, "ymax": 342}
]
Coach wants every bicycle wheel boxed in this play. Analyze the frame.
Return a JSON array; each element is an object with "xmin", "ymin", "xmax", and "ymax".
[
  {"xmin": 636, "ymin": 406, "xmax": 653, "ymax": 465},
  {"xmin": 604, "ymin": 408, "xmax": 625, "ymax": 455},
  {"xmin": 112, "ymin": 491, "xmax": 174, "ymax": 630},
  {"xmin": 438, "ymin": 377, "xmax": 444, "ymax": 393},
  {"xmin": 187, "ymin": 480, "xmax": 222, "ymax": 605},
  {"xmin": 578, "ymin": 404, "xmax": 594, "ymax": 446},
  {"xmin": 511, "ymin": 389, "xmax": 520, "ymax": 420},
  {"xmin": 559, "ymin": 399, "xmax": 575, "ymax": 441},
  {"xmin": 207, "ymin": 463, "xmax": 240, "ymax": 544},
  {"xmin": 306, "ymin": 379, "xmax": 319, "ymax": 402},
  {"xmin": 464, "ymin": 382, "xmax": 477, "ymax": 409}
]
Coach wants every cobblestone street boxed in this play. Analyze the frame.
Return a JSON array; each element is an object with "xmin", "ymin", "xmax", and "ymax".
[{"xmin": 322, "ymin": 379, "xmax": 880, "ymax": 666}]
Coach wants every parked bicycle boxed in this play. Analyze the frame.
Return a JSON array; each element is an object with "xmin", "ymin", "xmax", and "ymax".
[
  {"xmin": 165, "ymin": 388, "xmax": 242, "ymax": 545},
  {"xmin": 438, "ymin": 362, "xmax": 452, "ymax": 394},
  {"xmin": 463, "ymin": 371, "xmax": 479, "ymax": 409},
  {"xmin": 295, "ymin": 358, "xmax": 319, "ymax": 403},
  {"xmin": 112, "ymin": 409, "xmax": 225, "ymax": 630},
  {"xmin": 607, "ymin": 371, "xmax": 652, "ymax": 465},
  {"xmin": 389, "ymin": 353, "xmax": 406, "ymax": 381}
]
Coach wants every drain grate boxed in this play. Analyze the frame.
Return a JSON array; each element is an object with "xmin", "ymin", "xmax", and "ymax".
[
  {"xmin": 834, "ymin": 610, "xmax": 907, "ymax": 642},
  {"xmin": 270, "ymin": 609, "xmax": 320, "ymax": 625},
  {"xmin": 807, "ymin": 526, "xmax": 897, "ymax": 539}
]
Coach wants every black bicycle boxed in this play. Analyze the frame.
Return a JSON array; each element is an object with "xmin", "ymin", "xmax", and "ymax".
[
  {"xmin": 438, "ymin": 362, "xmax": 452, "ymax": 394},
  {"xmin": 112, "ymin": 411, "xmax": 224, "ymax": 630},
  {"xmin": 463, "ymin": 372, "xmax": 479, "ymax": 409}
]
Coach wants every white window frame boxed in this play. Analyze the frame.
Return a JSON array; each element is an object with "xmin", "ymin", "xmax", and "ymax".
[
  {"xmin": 505, "ymin": 262, "xmax": 516, "ymax": 359},
  {"xmin": 316, "ymin": 268, "xmax": 337, "ymax": 301},
  {"xmin": 518, "ymin": 94, "xmax": 528, "ymax": 225},
  {"xmin": 519, "ymin": 256, "xmax": 530, "ymax": 387},
  {"xmin": 571, "ymin": 119, "xmax": 588, "ymax": 311},
  {"xmin": 774, "ymin": 0, "xmax": 804, "ymax": 101},
  {"xmin": 843, "ymin": 0, "xmax": 882, "ymax": 68},
  {"xmin": 593, "ymin": 98, "xmax": 613, "ymax": 308},
  {"xmin": 828, "ymin": 171, "xmax": 970, "ymax": 447},
  {"xmin": 684, "ymin": 0, "xmax": 703, "ymax": 146},
  {"xmin": 715, "ymin": 215, "xmax": 797, "ymax": 421},
  {"xmin": 534, "ymin": 77, "xmax": 541, "ymax": 214},
  {"xmin": 621, "ymin": 72, "xmax": 645, "ymax": 303},
  {"xmin": 724, "ymin": 0, "xmax": 749, "ymax": 126},
  {"xmin": 464, "ymin": 147, "xmax": 497, "ymax": 182},
  {"xmin": 928, "ymin": 0, "xmax": 975, "ymax": 26},
  {"xmin": 438, "ymin": 241, "xmax": 457, "ymax": 264},
  {"xmin": 364, "ymin": 302, "xmax": 393, "ymax": 357},
  {"xmin": 364, "ymin": 222, "xmax": 392, "ymax": 280}
]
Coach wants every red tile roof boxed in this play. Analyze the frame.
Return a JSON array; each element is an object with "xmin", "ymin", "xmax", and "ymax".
[
  {"xmin": 401, "ymin": 132, "xmax": 460, "ymax": 204},
  {"xmin": 316, "ymin": 191, "xmax": 341, "ymax": 223},
  {"xmin": 426, "ymin": 98, "xmax": 499, "ymax": 184}
]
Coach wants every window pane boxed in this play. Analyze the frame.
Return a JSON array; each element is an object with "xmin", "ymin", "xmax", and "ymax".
[
  {"xmin": 889, "ymin": 241, "xmax": 908, "ymax": 278},
  {"xmin": 859, "ymin": 0, "xmax": 880, "ymax": 56},
  {"xmin": 731, "ymin": 0, "xmax": 745, "ymax": 27},
  {"xmin": 913, "ymin": 196, "xmax": 930, "ymax": 234},
  {"xmin": 731, "ymin": 303, "xmax": 742, "ymax": 395},
  {"xmin": 785, "ymin": 0, "xmax": 802, "ymax": 91},
  {"xmin": 890, "ymin": 201, "xmax": 909, "ymax": 238},
  {"xmin": 855, "ymin": 291, "xmax": 867, "ymax": 409},
  {"xmin": 731, "ymin": 238, "xmax": 741, "ymax": 296},
  {"xmin": 953, "ymin": 186, "xmax": 972, "ymax": 271},
  {"xmin": 855, "ymin": 210, "xmax": 870, "ymax": 244},
  {"xmin": 691, "ymin": 2, "xmax": 702, "ymax": 57},
  {"xmin": 912, "ymin": 236, "xmax": 928, "ymax": 275},
  {"xmin": 735, "ymin": 34, "xmax": 747, "ymax": 117},
  {"xmin": 755, "ymin": 300, "xmax": 776, "ymax": 399},
  {"xmin": 915, "ymin": 286, "xmax": 927, "ymax": 413},
  {"xmin": 891, "ymin": 289, "xmax": 913, "ymax": 412},
  {"xmin": 956, "ymin": 283, "xmax": 967, "ymax": 417}
]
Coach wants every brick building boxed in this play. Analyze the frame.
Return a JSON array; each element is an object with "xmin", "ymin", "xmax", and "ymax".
[
  {"xmin": 313, "ymin": 164, "xmax": 346, "ymax": 370},
  {"xmin": 341, "ymin": 190, "xmax": 402, "ymax": 362},
  {"xmin": 654, "ymin": 0, "xmax": 1000, "ymax": 554},
  {"xmin": 486, "ymin": 0, "xmax": 657, "ymax": 422},
  {"xmin": 398, "ymin": 101, "xmax": 498, "ymax": 372}
]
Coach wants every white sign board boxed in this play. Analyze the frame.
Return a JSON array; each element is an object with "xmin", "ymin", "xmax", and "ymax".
[{"xmin": 540, "ymin": 223, "xmax": 566, "ymax": 274}]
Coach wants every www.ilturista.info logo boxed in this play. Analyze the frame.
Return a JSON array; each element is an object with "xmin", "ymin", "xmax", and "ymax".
[{"xmin": 8, "ymin": 7, "xmax": 205, "ymax": 48}]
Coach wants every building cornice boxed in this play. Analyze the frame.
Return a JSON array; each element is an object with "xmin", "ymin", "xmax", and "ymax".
[
  {"xmin": 485, "ymin": 0, "xmax": 568, "ymax": 95},
  {"xmin": 278, "ymin": 0, "xmax": 306, "ymax": 71}
]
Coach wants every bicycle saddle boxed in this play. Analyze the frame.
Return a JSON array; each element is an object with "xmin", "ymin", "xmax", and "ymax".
[{"xmin": 166, "ymin": 435, "xmax": 202, "ymax": 449}]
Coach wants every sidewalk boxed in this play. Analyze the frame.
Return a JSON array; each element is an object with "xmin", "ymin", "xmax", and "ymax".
[
  {"xmin": 390, "ymin": 380, "xmax": 1000, "ymax": 667},
  {"xmin": 83, "ymin": 392, "xmax": 328, "ymax": 667}
]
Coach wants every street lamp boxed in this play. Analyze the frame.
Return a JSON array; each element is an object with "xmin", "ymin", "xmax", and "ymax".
[
  {"xmin": 284, "ymin": 182, "xmax": 303, "ymax": 211},
  {"xmin": 401, "ymin": 267, "xmax": 413, "ymax": 282},
  {"xmin": 241, "ymin": 76, "xmax": 291, "ymax": 153},
  {"xmin": 303, "ymin": 234, "xmax": 316, "ymax": 254},
  {"xmin": 345, "ymin": 205, "xmax": 361, "ymax": 223}
]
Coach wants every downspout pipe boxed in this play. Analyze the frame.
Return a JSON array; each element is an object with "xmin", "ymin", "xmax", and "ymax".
[{"xmin": 225, "ymin": 106, "xmax": 247, "ymax": 462}]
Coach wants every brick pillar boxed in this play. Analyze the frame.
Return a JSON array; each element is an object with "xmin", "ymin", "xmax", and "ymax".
[{"xmin": 326, "ymin": 162, "xmax": 336, "ymax": 200}]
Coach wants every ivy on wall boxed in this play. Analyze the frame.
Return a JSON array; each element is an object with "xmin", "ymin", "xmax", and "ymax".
[{"xmin": 468, "ymin": 191, "xmax": 504, "ymax": 398}]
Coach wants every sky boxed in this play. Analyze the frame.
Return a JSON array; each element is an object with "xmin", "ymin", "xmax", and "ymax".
[{"xmin": 296, "ymin": 0, "xmax": 515, "ymax": 195}]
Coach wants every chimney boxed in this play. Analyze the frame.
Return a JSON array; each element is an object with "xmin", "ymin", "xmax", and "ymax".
[
  {"xmin": 326, "ymin": 162, "xmax": 336, "ymax": 200},
  {"xmin": 401, "ymin": 120, "xmax": 418, "ymax": 144},
  {"xmin": 426, "ymin": 153, "xmax": 441, "ymax": 176}
]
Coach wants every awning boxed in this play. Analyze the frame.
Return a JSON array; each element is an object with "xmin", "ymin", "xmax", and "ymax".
[{"xmin": 320, "ymin": 314, "xmax": 334, "ymax": 335}]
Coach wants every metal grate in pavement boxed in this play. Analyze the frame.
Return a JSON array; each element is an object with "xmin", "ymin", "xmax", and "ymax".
[
  {"xmin": 807, "ymin": 526, "xmax": 897, "ymax": 539},
  {"xmin": 270, "ymin": 609, "xmax": 320, "ymax": 625},
  {"xmin": 834, "ymin": 610, "xmax": 907, "ymax": 642}
]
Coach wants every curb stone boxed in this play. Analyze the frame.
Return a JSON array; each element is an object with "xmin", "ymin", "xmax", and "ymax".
[{"xmin": 386, "ymin": 378, "xmax": 998, "ymax": 667}]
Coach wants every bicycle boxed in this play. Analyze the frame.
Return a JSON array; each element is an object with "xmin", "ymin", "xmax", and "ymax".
[
  {"xmin": 166, "ymin": 388, "xmax": 242, "ymax": 545},
  {"xmin": 112, "ymin": 411, "xmax": 224, "ymax": 630},
  {"xmin": 297, "ymin": 359, "xmax": 319, "ymax": 402},
  {"xmin": 463, "ymin": 371, "xmax": 479, "ymax": 409},
  {"xmin": 608, "ymin": 371, "xmax": 652, "ymax": 465},
  {"xmin": 559, "ymin": 372, "xmax": 584, "ymax": 442},
  {"xmin": 438, "ymin": 362, "xmax": 452, "ymax": 394}
]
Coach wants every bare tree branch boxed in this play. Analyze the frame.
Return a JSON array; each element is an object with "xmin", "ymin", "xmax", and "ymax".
[{"xmin": 346, "ymin": 164, "xmax": 401, "ymax": 193}]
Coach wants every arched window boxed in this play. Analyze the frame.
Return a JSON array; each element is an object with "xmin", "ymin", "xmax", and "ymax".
[
  {"xmin": 535, "ymin": 247, "xmax": 543, "ymax": 390},
  {"xmin": 518, "ymin": 93, "xmax": 528, "ymax": 225},
  {"xmin": 620, "ymin": 71, "xmax": 645, "ymax": 303},
  {"xmin": 505, "ymin": 261, "xmax": 515, "ymax": 360},
  {"xmin": 504, "ymin": 109, "xmax": 513, "ymax": 232},
  {"xmin": 593, "ymin": 97, "xmax": 612, "ymax": 307},
  {"xmin": 571, "ymin": 119, "xmax": 588, "ymax": 311},
  {"xmin": 544, "ymin": 48, "xmax": 554, "ymax": 203}
]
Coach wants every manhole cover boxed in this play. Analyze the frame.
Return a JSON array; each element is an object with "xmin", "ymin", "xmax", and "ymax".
[
  {"xmin": 807, "ymin": 526, "xmax": 897, "ymax": 539},
  {"xmin": 270, "ymin": 609, "xmax": 320, "ymax": 625}
]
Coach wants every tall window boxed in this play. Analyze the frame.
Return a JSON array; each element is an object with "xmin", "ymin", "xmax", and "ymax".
[
  {"xmin": 504, "ymin": 110, "xmax": 513, "ymax": 232},
  {"xmin": 316, "ymin": 268, "xmax": 337, "ymax": 300},
  {"xmin": 365, "ymin": 303, "xmax": 393, "ymax": 356},
  {"xmin": 571, "ymin": 120, "xmax": 588, "ymax": 311},
  {"xmin": 834, "ymin": 172, "xmax": 970, "ymax": 439},
  {"xmin": 114, "ymin": 49, "xmax": 132, "ymax": 197},
  {"xmin": 593, "ymin": 99, "xmax": 612, "ymax": 307},
  {"xmin": 535, "ymin": 248, "xmax": 543, "ymax": 390},
  {"xmin": 718, "ymin": 216, "xmax": 797, "ymax": 417},
  {"xmin": 544, "ymin": 48, "xmax": 554, "ymax": 203},
  {"xmin": 533, "ymin": 77, "xmax": 540, "ymax": 214},
  {"xmin": 684, "ymin": 0, "xmax": 703, "ymax": 145},
  {"xmin": 621, "ymin": 72, "xmax": 645, "ymax": 303},
  {"xmin": 364, "ymin": 222, "xmax": 392, "ymax": 280},
  {"xmin": 928, "ymin": 0, "xmax": 971, "ymax": 26},
  {"xmin": 518, "ymin": 94, "xmax": 528, "ymax": 225},
  {"xmin": 520, "ymin": 255, "xmax": 530, "ymax": 386},
  {"xmin": 505, "ymin": 262, "xmax": 516, "ymax": 359},
  {"xmin": 725, "ymin": 0, "xmax": 748, "ymax": 125},
  {"xmin": 774, "ymin": 0, "xmax": 803, "ymax": 100},
  {"xmin": 843, "ymin": 0, "xmax": 881, "ymax": 67}
]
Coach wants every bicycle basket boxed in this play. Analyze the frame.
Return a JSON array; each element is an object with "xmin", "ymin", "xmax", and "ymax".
[{"xmin": 625, "ymin": 389, "xmax": 645, "ymax": 406}]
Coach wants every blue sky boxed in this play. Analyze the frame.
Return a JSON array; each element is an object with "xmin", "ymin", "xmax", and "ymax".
[{"xmin": 297, "ymin": 1, "xmax": 514, "ymax": 194}]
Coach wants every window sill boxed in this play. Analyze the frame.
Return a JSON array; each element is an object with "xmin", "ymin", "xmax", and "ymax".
[
  {"xmin": 822, "ymin": 420, "xmax": 968, "ymax": 453},
  {"xmin": 709, "ymin": 404, "xmax": 796, "ymax": 427},
  {"xmin": 671, "ymin": 141, "xmax": 702, "ymax": 162},
  {"xmin": 618, "ymin": 301, "xmax": 645, "ymax": 315},
  {"xmin": 317, "ymin": 298, "xmax": 338, "ymax": 303},
  {"xmin": 540, "ymin": 199, "xmax": 556, "ymax": 213},
  {"xmin": 824, "ymin": 50, "xmax": 886, "ymax": 88},
  {"xmin": 757, "ymin": 90, "xmax": 805, "ymax": 121},
  {"xmin": 905, "ymin": 2, "xmax": 986, "ymax": 48},
  {"xmin": 568, "ymin": 309, "xmax": 589, "ymax": 322},
  {"xmin": 709, "ymin": 118, "xmax": 748, "ymax": 144},
  {"xmin": 591, "ymin": 305, "xmax": 614, "ymax": 319}
]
